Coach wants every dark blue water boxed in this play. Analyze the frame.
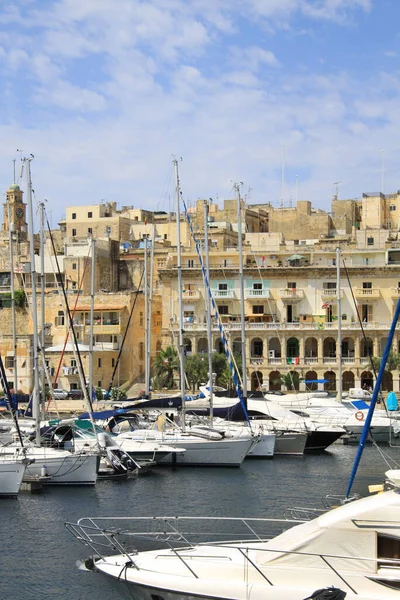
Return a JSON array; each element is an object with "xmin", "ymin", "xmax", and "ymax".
[{"xmin": 1, "ymin": 444, "xmax": 399, "ymax": 600}]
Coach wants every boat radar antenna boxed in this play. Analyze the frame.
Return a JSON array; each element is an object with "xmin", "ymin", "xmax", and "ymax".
[{"xmin": 333, "ymin": 181, "xmax": 341, "ymax": 201}]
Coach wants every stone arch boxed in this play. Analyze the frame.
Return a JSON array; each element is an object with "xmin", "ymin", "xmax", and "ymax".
[
  {"xmin": 324, "ymin": 370, "xmax": 336, "ymax": 391},
  {"xmin": 305, "ymin": 370, "xmax": 318, "ymax": 391},
  {"xmin": 232, "ymin": 337, "xmax": 241, "ymax": 355},
  {"xmin": 184, "ymin": 337, "xmax": 192, "ymax": 355},
  {"xmin": 268, "ymin": 337, "xmax": 281, "ymax": 358},
  {"xmin": 305, "ymin": 337, "xmax": 318, "ymax": 358},
  {"xmin": 287, "ymin": 337, "xmax": 299, "ymax": 357},
  {"xmin": 269, "ymin": 370, "xmax": 281, "ymax": 391},
  {"xmin": 323, "ymin": 337, "xmax": 336, "ymax": 358},
  {"xmin": 343, "ymin": 370, "xmax": 355, "ymax": 391},
  {"xmin": 361, "ymin": 370, "xmax": 374, "ymax": 389},
  {"xmin": 215, "ymin": 339, "xmax": 224, "ymax": 354},
  {"xmin": 251, "ymin": 337, "xmax": 263, "ymax": 357},
  {"xmin": 382, "ymin": 371, "xmax": 393, "ymax": 392},
  {"xmin": 251, "ymin": 371, "xmax": 263, "ymax": 391},
  {"xmin": 341, "ymin": 337, "xmax": 355, "ymax": 358},
  {"xmin": 361, "ymin": 338, "xmax": 373, "ymax": 357},
  {"xmin": 197, "ymin": 338, "xmax": 208, "ymax": 354}
]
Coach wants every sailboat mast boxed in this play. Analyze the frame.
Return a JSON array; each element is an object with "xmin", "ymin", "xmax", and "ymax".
[
  {"xmin": 25, "ymin": 157, "xmax": 40, "ymax": 445},
  {"xmin": 174, "ymin": 159, "xmax": 186, "ymax": 431},
  {"xmin": 89, "ymin": 238, "xmax": 95, "ymax": 402},
  {"xmin": 7, "ymin": 201, "xmax": 18, "ymax": 402},
  {"xmin": 336, "ymin": 247, "xmax": 342, "ymax": 402},
  {"xmin": 236, "ymin": 184, "xmax": 248, "ymax": 401},
  {"xmin": 40, "ymin": 202, "xmax": 46, "ymax": 420},
  {"xmin": 203, "ymin": 199, "xmax": 213, "ymax": 426},
  {"xmin": 144, "ymin": 236, "xmax": 149, "ymax": 395},
  {"xmin": 146, "ymin": 224, "xmax": 156, "ymax": 395}
]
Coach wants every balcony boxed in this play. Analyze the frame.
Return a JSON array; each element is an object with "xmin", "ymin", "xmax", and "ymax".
[
  {"xmin": 245, "ymin": 288, "xmax": 271, "ymax": 299},
  {"xmin": 182, "ymin": 289, "xmax": 201, "ymax": 301},
  {"xmin": 321, "ymin": 288, "xmax": 343, "ymax": 300},
  {"xmin": 213, "ymin": 289, "xmax": 236, "ymax": 299},
  {"xmin": 280, "ymin": 289, "xmax": 304, "ymax": 303},
  {"xmin": 93, "ymin": 322, "xmax": 121, "ymax": 335},
  {"xmin": 250, "ymin": 357, "xmax": 264, "ymax": 366},
  {"xmin": 62, "ymin": 366, "xmax": 79, "ymax": 376},
  {"xmin": 354, "ymin": 288, "xmax": 380, "ymax": 301}
]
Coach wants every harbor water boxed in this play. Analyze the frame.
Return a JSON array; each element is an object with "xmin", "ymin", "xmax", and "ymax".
[{"xmin": 1, "ymin": 443, "xmax": 399, "ymax": 600}]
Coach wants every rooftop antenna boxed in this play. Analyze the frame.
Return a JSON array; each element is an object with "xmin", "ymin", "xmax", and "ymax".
[
  {"xmin": 296, "ymin": 174, "xmax": 299, "ymax": 203},
  {"xmin": 333, "ymin": 181, "xmax": 341, "ymax": 201},
  {"xmin": 281, "ymin": 145, "xmax": 285, "ymax": 208},
  {"xmin": 381, "ymin": 148, "xmax": 385, "ymax": 195}
]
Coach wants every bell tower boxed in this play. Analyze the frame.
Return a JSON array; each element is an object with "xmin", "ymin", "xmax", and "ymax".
[{"xmin": 3, "ymin": 184, "xmax": 27, "ymax": 235}]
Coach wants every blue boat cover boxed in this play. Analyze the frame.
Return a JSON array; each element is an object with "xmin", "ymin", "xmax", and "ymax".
[{"xmin": 386, "ymin": 391, "xmax": 399, "ymax": 411}]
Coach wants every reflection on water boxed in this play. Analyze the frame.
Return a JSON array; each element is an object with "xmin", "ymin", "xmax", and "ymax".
[{"xmin": 1, "ymin": 444, "xmax": 398, "ymax": 600}]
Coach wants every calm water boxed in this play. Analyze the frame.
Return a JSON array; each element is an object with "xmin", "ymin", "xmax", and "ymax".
[{"xmin": 1, "ymin": 443, "xmax": 399, "ymax": 600}]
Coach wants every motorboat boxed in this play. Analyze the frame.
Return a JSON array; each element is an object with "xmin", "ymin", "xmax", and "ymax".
[
  {"xmin": 0, "ymin": 453, "xmax": 30, "ymax": 497},
  {"xmin": 67, "ymin": 471, "xmax": 400, "ymax": 600}
]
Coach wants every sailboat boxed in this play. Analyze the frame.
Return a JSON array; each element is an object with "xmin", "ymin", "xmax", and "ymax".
[
  {"xmin": 66, "ymin": 297, "xmax": 400, "ymax": 599},
  {"xmin": 0, "ymin": 158, "xmax": 99, "ymax": 486}
]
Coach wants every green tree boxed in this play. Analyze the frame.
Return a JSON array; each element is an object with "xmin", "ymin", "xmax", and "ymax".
[
  {"xmin": 184, "ymin": 354, "xmax": 209, "ymax": 392},
  {"xmin": 14, "ymin": 289, "xmax": 26, "ymax": 309},
  {"xmin": 371, "ymin": 351, "xmax": 400, "ymax": 373},
  {"xmin": 95, "ymin": 386, "xmax": 104, "ymax": 401},
  {"xmin": 110, "ymin": 387, "xmax": 127, "ymax": 401},
  {"xmin": 219, "ymin": 354, "xmax": 242, "ymax": 391},
  {"xmin": 153, "ymin": 346, "xmax": 179, "ymax": 389},
  {"xmin": 273, "ymin": 372, "xmax": 301, "ymax": 391},
  {"xmin": 211, "ymin": 353, "xmax": 228, "ymax": 383}
]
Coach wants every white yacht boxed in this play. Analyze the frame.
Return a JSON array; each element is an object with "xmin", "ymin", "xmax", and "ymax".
[{"xmin": 67, "ymin": 472, "xmax": 400, "ymax": 600}]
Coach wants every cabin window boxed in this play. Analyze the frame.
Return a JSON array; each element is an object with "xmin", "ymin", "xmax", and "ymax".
[{"xmin": 378, "ymin": 534, "xmax": 400, "ymax": 570}]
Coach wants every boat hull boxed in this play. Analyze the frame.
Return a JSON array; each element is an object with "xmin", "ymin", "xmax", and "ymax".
[
  {"xmin": 156, "ymin": 437, "xmax": 254, "ymax": 466},
  {"xmin": 274, "ymin": 432, "xmax": 307, "ymax": 455},
  {"xmin": 0, "ymin": 448, "xmax": 98, "ymax": 485},
  {"xmin": 0, "ymin": 460, "xmax": 27, "ymax": 497},
  {"xmin": 304, "ymin": 429, "xmax": 344, "ymax": 451}
]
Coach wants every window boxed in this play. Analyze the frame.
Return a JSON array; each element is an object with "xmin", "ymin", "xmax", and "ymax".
[
  {"xmin": 56, "ymin": 311, "xmax": 65, "ymax": 326},
  {"xmin": 98, "ymin": 381, "xmax": 102, "ymax": 388},
  {"xmin": 71, "ymin": 359, "xmax": 77, "ymax": 367},
  {"xmin": 164, "ymin": 234, "xmax": 167, "ymax": 240},
  {"xmin": 323, "ymin": 282, "xmax": 336, "ymax": 290},
  {"xmin": 139, "ymin": 312, "xmax": 144, "ymax": 326},
  {"xmin": 72, "ymin": 228, "xmax": 76, "ymax": 236},
  {"xmin": 253, "ymin": 282, "xmax": 262, "ymax": 290},
  {"xmin": 294, "ymin": 240, "xmax": 299, "ymax": 246},
  {"xmin": 287, "ymin": 282, "xmax": 296, "ymax": 290},
  {"xmin": 72, "ymin": 263, "xmax": 77, "ymax": 270},
  {"xmin": 111, "ymin": 358, "xmax": 115, "ymax": 367},
  {"xmin": 88, "ymin": 211, "xmax": 93, "ymax": 218},
  {"xmin": 98, "ymin": 358, "xmax": 102, "ymax": 368},
  {"xmin": 187, "ymin": 259, "xmax": 194, "ymax": 268},
  {"xmin": 88, "ymin": 228, "xmax": 92, "ymax": 235},
  {"xmin": 0, "ymin": 272, "xmax": 11, "ymax": 286},
  {"xmin": 367, "ymin": 237, "xmax": 374, "ymax": 246},
  {"xmin": 72, "ymin": 213, "xmax": 76, "ymax": 219},
  {"xmin": 139, "ymin": 342, "xmax": 144, "ymax": 360},
  {"xmin": 390, "ymin": 205, "xmax": 396, "ymax": 211},
  {"xmin": 378, "ymin": 534, "xmax": 400, "ymax": 569},
  {"xmin": 218, "ymin": 305, "xmax": 229, "ymax": 315},
  {"xmin": 218, "ymin": 283, "xmax": 228, "ymax": 291},
  {"xmin": 105, "ymin": 226, "xmax": 111, "ymax": 236},
  {"xmin": 363, "ymin": 282, "xmax": 372, "ymax": 289},
  {"xmin": 5, "ymin": 356, "xmax": 14, "ymax": 369},
  {"xmin": 253, "ymin": 305, "xmax": 264, "ymax": 314}
]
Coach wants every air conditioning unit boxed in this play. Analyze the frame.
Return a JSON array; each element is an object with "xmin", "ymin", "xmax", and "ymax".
[{"xmin": 268, "ymin": 350, "xmax": 275, "ymax": 358}]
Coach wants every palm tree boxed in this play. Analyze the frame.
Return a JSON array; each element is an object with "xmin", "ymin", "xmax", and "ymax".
[
  {"xmin": 153, "ymin": 346, "xmax": 180, "ymax": 389},
  {"xmin": 273, "ymin": 372, "xmax": 301, "ymax": 391}
]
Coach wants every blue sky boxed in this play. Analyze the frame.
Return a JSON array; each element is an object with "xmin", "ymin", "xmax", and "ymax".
[{"xmin": 0, "ymin": 0, "xmax": 399, "ymax": 223}]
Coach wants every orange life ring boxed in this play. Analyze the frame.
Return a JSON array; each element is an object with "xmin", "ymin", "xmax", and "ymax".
[{"xmin": 355, "ymin": 411, "xmax": 364, "ymax": 421}]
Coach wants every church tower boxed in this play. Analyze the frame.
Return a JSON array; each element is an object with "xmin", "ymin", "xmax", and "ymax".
[{"xmin": 3, "ymin": 183, "xmax": 28, "ymax": 237}]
